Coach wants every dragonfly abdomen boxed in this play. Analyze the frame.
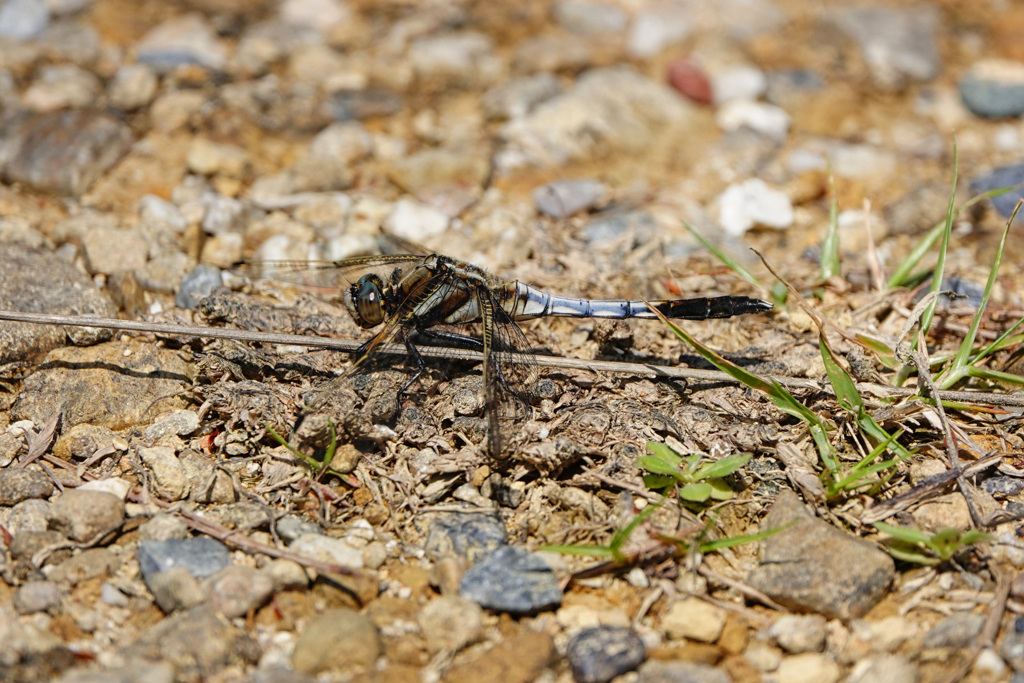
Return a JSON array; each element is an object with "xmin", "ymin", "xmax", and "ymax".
[{"xmin": 511, "ymin": 284, "xmax": 772, "ymax": 321}]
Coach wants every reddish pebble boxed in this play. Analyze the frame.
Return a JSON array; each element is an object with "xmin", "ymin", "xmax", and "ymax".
[{"xmin": 667, "ymin": 57, "xmax": 713, "ymax": 104}]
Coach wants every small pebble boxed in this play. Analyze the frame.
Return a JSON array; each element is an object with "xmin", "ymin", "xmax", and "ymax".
[
  {"xmin": 175, "ymin": 264, "xmax": 223, "ymax": 310},
  {"xmin": 717, "ymin": 99, "xmax": 791, "ymax": 141},
  {"xmin": 422, "ymin": 510, "xmax": 508, "ymax": 562},
  {"xmin": 661, "ymin": 597, "xmax": 727, "ymax": 643},
  {"xmin": 136, "ymin": 13, "xmax": 228, "ymax": 73},
  {"xmin": 417, "ymin": 596, "xmax": 484, "ymax": 653},
  {"xmin": 628, "ymin": 6, "xmax": 692, "ymax": 59},
  {"xmin": 459, "ymin": 546, "xmax": 562, "ymax": 613},
  {"xmin": 147, "ymin": 566, "xmax": 207, "ymax": 613},
  {"xmin": 108, "ymin": 64, "xmax": 158, "ymax": 111},
  {"xmin": 0, "ymin": 0, "xmax": 50, "ymax": 40},
  {"xmin": 289, "ymin": 533, "xmax": 364, "ymax": 570},
  {"xmin": 533, "ymin": 179, "xmax": 607, "ymax": 218},
  {"xmin": 262, "ymin": 558, "xmax": 309, "ymax": 592},
  {"xmin": 960, "ymin": 59, "xmax": 1024, "ymax": 119},
  {"xmin": 205, "ymin": 565, "xmax": 274, "ymax": 618},
  {"xmin": 566, "ymin": 626, "xmax": 646, "ymax": 683},
  {"xmin": 769, "ymin": 614, "xmax": 827, "ymax": 653},
  {"xmin": 667, "ymin": 57, "xmax": 712, "ymax": 104},
  {"xmin": 13, "ymin": 580, "xmax": 62, "ymax": 614},
  {"xmin": 717, "ymin": 178, "xmax": 794, "ymax": 236},
  {"xmin": 846, "ymin": 654, "xmax": 916, "ymax": 683},
  {"xmin": 138, "ymin": 513, "xmax": 190, "ymax": 542},
  {"xmin": 775, "ymin": 652, "xmax": 841, "ymax": 683},
  {"xmin": 382, "ymin": 198, "xmax": 448, "ymax": 242},
  {"xmin": 636, "ymin": 660, "xmax": 730, "ymax": 683},
  {"xmin": 554, "ymin": 0, "xmax": 627, "ymax": 36},
  {"xmin": 292, "ymin": 608, "xmax": 381, "ymax": 675},
  {"xmin": 144, "ymin": 410, "xmax": 201, "ymax": 441},
  {"xmin": 100, "ymin": 582, "xmax": 130, "ymax": 607},
  {"xmin": 137, "ymin": 537, "xmax": 232, "ymax": 583},
  {"xmin": 49, "ymin": 489, "xmax": 125, "ymax": 542},
  {"xmin": 711, "ymin": 65, "xmax": 767, "ymax": 104},
  {"xmin": 0, "ymin": 469, "xmax": 54, "ymax": 506}
]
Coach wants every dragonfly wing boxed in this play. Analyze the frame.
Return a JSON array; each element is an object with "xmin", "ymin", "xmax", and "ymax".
[
  {"xmin": 234, "ymin": 255, "xmax": 427, "ymax": 291},
  {"xmin": 478, "ymin": 285, "xmax": 538, "ymax": 458}
]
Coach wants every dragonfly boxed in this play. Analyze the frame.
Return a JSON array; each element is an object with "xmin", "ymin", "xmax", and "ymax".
[{"xmin": 237, "ymin": 251, "xmax": 772, "ymax": 457}]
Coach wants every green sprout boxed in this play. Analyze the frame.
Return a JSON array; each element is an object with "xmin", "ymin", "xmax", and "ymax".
[
  {"xmin": 266, "ymin": 420, "xmax": 341, "ymax": 479},
  {"xmin": 874, "ymin": 522, "xmax": 992, "ymax": 566},
  {"xmin": 638, "ymin": 442, "xmax": 751, "ymax": 503}
]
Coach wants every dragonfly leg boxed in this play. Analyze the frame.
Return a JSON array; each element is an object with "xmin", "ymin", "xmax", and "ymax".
[{"xmin": 398, "ymin": 335, "xmax": 426, "ymax": 398}]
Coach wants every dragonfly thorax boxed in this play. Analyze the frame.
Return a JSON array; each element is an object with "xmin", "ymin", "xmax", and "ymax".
[{"xmin": 344, "ymin": 274, "xmax": 388, "ymax": 328}]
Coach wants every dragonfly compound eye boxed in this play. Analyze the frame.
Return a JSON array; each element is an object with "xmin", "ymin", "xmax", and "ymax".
[{"xmin": 345, "ymin": 274, "xmax": 386, "ymax": 328}]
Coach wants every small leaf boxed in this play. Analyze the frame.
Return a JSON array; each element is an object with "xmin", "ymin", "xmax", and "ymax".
[
  {"xmin": 642, "ymin": 474, "xmax": 677, "ymax": 490},
  {"xmin": 695, "ymin": 453, "xmax": 752, "ymax": 480},
  {"xmin": 884, "ymin": 545, "xmax": 940, "ymax": 566},
  {"xmin": 707, "ymin": 479, "xmax": 736, "ymax": 501},
  {"xmin": 637, "ymin": 456, "xmax": 684, "ymax": 479},
  {"xmin": 539, "ymin": 544, "xmax": 615, "ymax": 558},
  {"xmin": 646, "ymin": 441, "xmax": 683, "ymax": 465},
  {"xmin": 679, "ymin": 483, "xmax": 712, "ymax": 502},
  {"xmin": 874, "ymin": 522, "xmax": 931, "ymax": 545}
]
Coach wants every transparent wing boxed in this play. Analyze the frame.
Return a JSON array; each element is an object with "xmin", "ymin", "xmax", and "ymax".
[
  {"xmin": 478, "ymin": 285, "xmax": 538, "ymax": 458},
  {"xmin": 233, "ymin": 255, "xmax": 427, "ymax": 291}
]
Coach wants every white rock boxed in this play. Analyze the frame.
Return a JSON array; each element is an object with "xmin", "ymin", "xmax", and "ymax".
[
  {"xmin": 628, "ymin": 7, "xmax": 692, "ymax": 59},
  {"xmin": 108, "ymin": 64, "xmax": 158, "ymax": 111},
  {"xmin": 554, "ymin": 0, "xmax": 627, "ymax": 36},
  {"xmin": 717, "ymin": 99, "xmax": 790, "ymax": 141},
  {"xmin": 973, "ymin": 647, "xmax": 1007, "ymax": 679},
  {"xmin": 769, "ymin": 615, "xmax": 827, "ymax": 653},
  {"xmin": 383, "ymin": 198, "xmax": 449, "ymax": 242},
  {"xmin": 78, "ymin": 477, "xmax": 132, "ymax": 501},
  {"xmin": 311, "ymin": 121, "xmax": 373, "ymax": 164},
  {"xmin": 744, "ymin": 642, "xmax": 783, "ymax": 672},
  {"xmin": 712, "ymin": 65, "xmax": 767, "ymax": 104},
  {"xmin": 0, "ymin": 0, "xmax": 49, "ymax": 40},
  {"xmin": 775, "ymin": 653, "xmax": 841, "ymax": 683},
  {"xmin": 289, "ymin": 533, "xmax": 363, "ymax": 570},
  {"xmin": 717, "ymin": 178, "xmax": 793, "ymax": 236},
  {"xmin": 661, "ymin": 597, "xmax": 727, "ymax": 642},
  {"xmin": 280, "ymin": 0, "xmax": 350, "ymax": 32}
]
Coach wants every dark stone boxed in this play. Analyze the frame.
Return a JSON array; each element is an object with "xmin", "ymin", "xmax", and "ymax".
[
  {"xmin": 420, "ymin": 510, "xmax": 508, "ymax": 562},
  {"xmin": 970, "ymin": 163, "xmax": 1024, "ymax": 219},
  {"xmin": 459, "ymin": 546, "xmax": 562, "ymax": 613},
  {"xmin": 566, "ymin": 627, "xmax": 646, "ymax": 683},
  {"xmin": 137, "ymin": 537, "xmax": 232, "ymax": 583}
]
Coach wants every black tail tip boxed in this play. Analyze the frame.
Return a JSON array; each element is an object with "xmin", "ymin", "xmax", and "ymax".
[{"xmin": 749, "ymin": 298, "xmax": 773, "ymax": 313}]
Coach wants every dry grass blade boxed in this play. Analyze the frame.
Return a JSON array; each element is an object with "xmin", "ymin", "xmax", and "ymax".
[{"xmin": 18, "ymin": 407, "xmax": 61, "ymax": 467}]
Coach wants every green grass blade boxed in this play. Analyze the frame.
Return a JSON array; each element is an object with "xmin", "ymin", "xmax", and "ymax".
[
  {"xmin": 964, "ymin": 365, "xmax": 1024, "ymax": 387},
  {"xmin": 682, "ymin": 222, "xmax": 764, "ymax": 289},
  {"xmin": 941, "ymin": 200, "xmax": 1020, "ymax": 389},
  {"xmin": 886, "ymin": 184, "xmax": 1018, "ymax": 289},
  {"xmin": 874, "ymin": 521, "xmax": 932, "ymax": 544},
  {"xmin": 695, "ymin": 522, "xmax": 794, "ymax": 553},
  {"xmin": 973, "ymin": 327, "xmax": 1024, "ymax": 366},
  {"xmin": 819, "ymin": 334, "xmax": 863, "ymax": 412},
  {"xmin": 539, "ymin": 544, "xmax": 615, "ymax": 559},
  {"xmin": 820, "ymin": 165, "xmax": 841, "ymax": 281},
  {"xmin": 920, "ymin": 139, "xmax": 958, "ymax": 336}
]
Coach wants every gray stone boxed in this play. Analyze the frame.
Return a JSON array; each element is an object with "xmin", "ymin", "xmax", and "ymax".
[
  {"xmin": 53, "ymin": 661, "xmax": 175, "ymax": 683},
  {"xmin": 0, "ymin": 110, "xmax": 133, "ymax": 196},
  {"xmin": 769, "ymin": 614, "xmax": 828, "ymax": 653},
  {"xmin": 833, "ymin": 5, "xmax": 940, "ymax": 90},
  {"xmin": 482, "ymin": 74, "xmax": 562, "ymax": 120},
  {"xmin": 81, "ymin": 228, "xmax": 148, "ymax": 276},
  {"xmin": 138, "ymin": 446, "xmax": 188, "ymax": 501},
  {"xmin": 421, "ymin": 510, "xmax": 508, "ymax": 562},
  {"xmin": 971, "ymin": 163, "xmax": 1024, "ymax": 219},
  {"xmin": 136, "ymin": 252, "xmax": 195, "ymax": 294},
  {"xmin": 100, "ymin": 582, "xmax": 130, "ymax": 607},
  {"xmin": 566, "ymin": 626, "xmax": 646, "ymax": 683},
  {"xmin": 48, "ymin": 548, "xmax": 121, "ymax": 584},
  {"xmin": 0, "ymin": 0, "xmax": 49, "ymax": 40},
  {"xmin": 0, "ymin": 243, "xmax": 116, "ymax": 364},
  {"xmin": 1005, "ymin": 618, "xmax": 1024, "ymax": 671},
  {"xmin": 292, "ymin": 608, "xmax": 381, "ymax": 675},
  {"xmin": 277, "ymin": 515, "xmax": 322, "ymax": 542},
  {"xmin": 636, "ymin": 660, "xmax": 730, "ymax": 683},
  {"xmin": 22, "ymin": 64, "xmax": 100, "ymax": 111},
  {"xmin": 408, "ymin": 31, "xmax": 502, "ymax": 92},
  {"xmin": 746, "ymin": 489, "xmax": 895, "ymax": 619},
  {"xmin": 5, "ymin": 499, "xmax": 51, "ymax": 535},
  {"xmin": 138, "ymin": 513, "xmax": 189, "ymax": 542},
  {"xmin": 108, "ymin": 64, "xmax": 158, "ymax": 111},
  {"xmin": 13, "ymin": 580, "xmax": 62, "ymax": 614},
  {"xmin": 533, "ymin": 179, "xmax": 607, "ymax": 218},
  {"xmin": 144, "ymin": 410, "xmax": 201, "ymax": 441},
  {"xmin": 924, "ymin": 613, "xmax": 986, "ymax": 649},
  {"xmin": 148, "ymin": 565, "xmax": 206, "ymax": 613},
  {"xmin": 289, "ymin": 533, "xmax": 363, "ymax": 570},
  {"xmin": 0, "ymin": 469, "xmax": 53, "ymax": 506},
  {"xmin": 48, "ymin": 489, "xmax": 125, "ymax": 543},
  {"xmin": 501, "ymin": 66, "xmax": 697, "ymax": 169},
  {"xmin": 137, "ymin": 537, "xmax": 232, "ymax": 583},
  {"xmin": 981, "ymin": 476, "xmax": 1024, "ymax": 499},
  {"xmin": 121, "ymin": 606, "xmax": 260, "ymax": 680},
  {"xmin": 554, "ymin": 0, "xmax": 627, "ymax": 36},
  {"xmin": 8, "ymin": 529, "xmax": 66, "ymax": 560},
  {"xmin": 175, "ymin": 263, "xmax": 223, "ymax": 309},
  {"xmin": 262, "ymin": 558, "xmax": 309, "ymax": 592},
  {"xmin": 459, "ymin": 546, "xmax": 562, "ymax": 613},
  {"xmin": 205, "ymin": 565, "xmax": 274, "ymax": 618},
  {"xmin": 136, "ymin": 13, "xmax": 227, "ymax": 73},
  {"xmin": 417, "ymin": 596, "xmax": 484, "ymax": 653},
  {"xmin": 960, "ymin": 59, "xmax": 1024, "ymax": 119}
]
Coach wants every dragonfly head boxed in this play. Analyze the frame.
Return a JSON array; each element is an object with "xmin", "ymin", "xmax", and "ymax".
[{"xmin": 344, "ymin": 274, "xmax": 387, "ymax": 328}]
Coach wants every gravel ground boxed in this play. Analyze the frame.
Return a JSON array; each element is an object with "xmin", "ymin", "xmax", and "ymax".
[{"xmin": 2, "ymin": 1, "xmax": 1024, "ymax": 682}]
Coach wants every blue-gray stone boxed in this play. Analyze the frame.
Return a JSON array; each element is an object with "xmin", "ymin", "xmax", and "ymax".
[
  {"xmin": 175, "ymin": 264, "xmax": 222, "ymax": 309},
  {"xmin": 981, "ymin": 476, "xmax": 1024, "ymax": 499},
  {"xmin": 961, "ymin": 66, "xmax": 1024, "ymax": 119},
  {"xmin": 581, "ymin": 211, "xmax": 656, "ymax": 247},
  {"xmin": 567, "ymin": 627, "xmax": 646, "ymax": 683},
  {"xmin": 0, "ymin": 0, "xmax": 49, "ymax": 40},
  {"xmin": 421, "ymin": 510, "xmax": 508, "ymax": 562},
  {"xmin": 912, "ymin": 276, "xmax": 983, "ymax": 309},
  {"xmin": 533, "ymin": 179, "xmax": 607, "ymax": 218},
  {"xmin": 970, "ymin": 163, "xmax": 1024, "ymax": 218},
  {"xmin": 137, "ymin": 537, "xmax": 231, "ymax": 583},
  {"xmin": 459, "ymin": 546, "xmax": 562, "ymax": 613}
]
